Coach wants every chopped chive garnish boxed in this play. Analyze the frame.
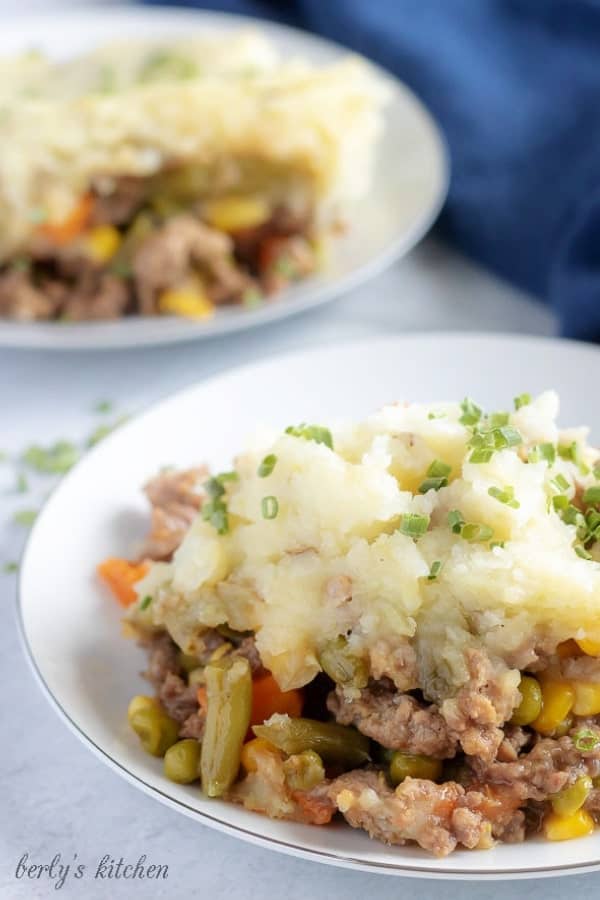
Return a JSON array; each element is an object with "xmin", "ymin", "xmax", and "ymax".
[
  {"xmin": 204, "ymin": 477, "xmax": 225, "ymax": 499},
  {"xmin": 16, "ymin": 472, "xmax": 28, "ymax": 493},
  {"xmin": 594, "ymin": 462, "xmax": 600, "ymax": 480},
  {"xmin": 2, "ymin": 561, "xmax": 18, "ymax": 574},
  {"xmin": 202, "ymin": 500, "xmax": 229, "ymax": 534},
  {"xmin": 87, "ymin": 415, "xmax": 129, "ymax": 448},
  {"xmin": 572, "ymin": 728, "xmax": 600, "ymax": 751},
  {"xmin": 575, "ymin": 545, "xmax": 593, "ymax": 560},
  {"xmin": 583, "ymin": 486, "xmax": 600, "ymax": 506},
  {"xmin": 558, "ymin": 441, "xmax": 590, "ymax": 474},
  {"xmin": 562, "ymin": 505, "xmax": 586, "ymax": 529},
  {"xmin": 398, "ymin": 512, "xmax": 430, "ymax": 539},
  {"xmin": 514, "ymin": 393, "xmax": 532, "ymax": 410},
  {"xmin": 22, "ymin": 440, "xmax": 80, "ymax": 474},
  {"xmin": 490, "ymin": 541, "xmax": 506, "ymax": 549},
  {"xmin": 552, "ymin": 494, "xmax": 569, "ymax": 512},
  {"xmin": 418, "ymin": 460, "xmax": 451, "ymax": 494},
  {"xmin": 427, "ymin": 411, "xmax": 445, "ymax": 420},
  {"xmin": 461, "ymin": 522, "xmax": 494, "ymax": 542},
  {"xmin": 448, "ymin": 509, "xmax": 465, "ymax": 534},
  {"xmin": 140, "ymin": 595, "xmax": 152, "ymax": 611},
  {"xmin": 261, "ymin": 496, "xmax": 279, "ymax": 520},
  {"xmin": 459, "ymin": 397, "xmax": 482, "ymax": 426},
  {"xmin": 216, "ymin": 471, "xmax": 238, "ymax": 483},
  {"xmin": 13, "ymin": 509, "xmax": 37, "ymax": 527},
  {"xmin": 469, "ymin": 447, "xmax": 495, "ymax": 464},
  {"xmin": 529, "ymin": 443, "xmax": 556, "ymax": 465},
  {"xmin": 551, "ymin": 473, "xmax": 570, "ymax": 493},
  {"xmin": 94, "ymin": 400, "xmax": 113, "ymax": 414},
  {"xmin": 489, "ymin": 411, "xmax": 510, "ymax": 427},
  {"xmin": 488, "ymin": 485, "xmax": 520, "ymax": 508},
  {"xmin": 285, "ymin": 424, "xmax": 333, "ymax": 450},
  {"xmin": 495, "ymin": 426, "xmax": 522, "ymax": 448},
  {"xmin": 427, "ymin": 560, "xmax": 443, "ymax": 581},
  {"xmin": 258, "ymin": 454, "xmax": 277, "ymax": 478}
]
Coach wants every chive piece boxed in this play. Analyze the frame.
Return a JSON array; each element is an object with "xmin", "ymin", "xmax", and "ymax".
[
  {"xmin": 140, "ymin": 595, "xmax": 152, "ymax": 611},
  {"xmin": 572, "ymin": 728, "xmax": 600, "ymax": 752},
  {"xmin": 562, "ymin": 505, "xmax": 586, "ymax": 529},
  {"xmin": 418, "ymin": 476, "xmax": 448, "ymax": 493},
  {"xmin": 583, "ymin": 486, "xmax": 600, "ymax": 506},
  {"xmin": 258, "ymin": 454, "xmax": 277, "ymax": 478},
  {"xmin": 285, "ymin": 424, "xmax": 333, "ymax": 450},
  {"xmin": 398, "ymin": 513, "xmax": 430, "ymax": 539},
  {"xmin": 216, "ymin": 471, "xmax": 238, "ymax": 483},
  {"xmin": 16, "ymin": 472, "xmax": 28, "ymax": 493},
  {"xmin": 204, "ymin": 477, "xmax": 225, "ymax": 500},
  {"xmin": 529, "ymin": 443, "xmax": 556, "ymax": 465},
  {"xmin": 575, "ymin": 545, "xmax": 593, "ymax": 560},
  {"xmin": 514, "ymin": 393, "xmax": 532, "ymax": 410},
  {"xmin": 489, "ymin": 411, "xmax": 510, "ymax": 427},
  {"xmin": 594, "ymin": 462, "xmax": 600, "ymax": 480},
  {"xmin": 459, "ymin": 397, "xmax": 482, "ymax": 426},
  {"xmin": 427, "ymin": 560, "xmax": 443, "ymax": 581},
  {"xmin": 448, "ymin": 509, "xmax": 465, "ymax": 534},
  {"xmin": 469, "ymin": 447, "xmax": 495, "ymax": 464},
  {"xmin": 490, "ymin": 541, "xmax": 506, "ymax": 550},
  {"xmin": 461, "ymin": 522, "xmax": 494, "ymax": 542},
  {"xmin": 427, "ymin": 411, "xmax": 445, "ymax": 420},
  {"xmin": 202, "ymin": 500, "xmax": 229, "ymax": 535},
  {"xmin": 551, "ymin": 473, "xmax": 570, "ymax": 493},
  {"xmin": 558, "ymin": 441, "xmax": 590, "ymax": 475},
  {"xmin": 427, "ymin": 460, "xmax": 452, "ymax": 478},
  {"xmin": 22, "ymin": 441, "xmax": 80, "ymax": 474},
  {"xmin": 488, "ymin": 485, "xmax": 520, "ymax": 509},
  {"xmin": 13, "ymin": 509, "xmax": 37, "ymax": 527},
  {"xmin": 552, "ymin": 494, "xmax": 569, "ymax": 512},
  {"xmin": 94, "ymin": 400, "xmax": 113, "ymax": 414},
  {"xmin": 3, "ymin": 561, "xmax": 18, "ymax": 574},
  {"xmin": 494, "ymin": 426, "xmax": 522, "ymax": 449},
  {"xmin": 261, "ymin": 496, "xmax": 279, "ymax": 520}
]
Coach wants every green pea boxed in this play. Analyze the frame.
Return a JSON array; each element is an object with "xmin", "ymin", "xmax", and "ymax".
[
  {"xmin": 318, "ymin": 636, "xmax": 368, "ymax": 689},
  {"xmin": 164, "ymin": 739, "xmax": 201, "ymax": 784},
  {"xmin": 129, "ymin": 706, "xmax": 179, "ymax": 757},
  {"xmin": 510, "ymin": 675, "xmax": 542, "ymax": 726},
  {"xmin": 389, "ymin": 751, "xmax": 442, "ymax": 786},
  {"xmin": 283, "ymin": 750, "xmax": 325, "ymax": 791}
]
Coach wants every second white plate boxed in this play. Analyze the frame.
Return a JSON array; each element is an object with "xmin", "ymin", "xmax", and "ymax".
[{"xmin": 0, "ymin": 6, "xmax": 447, "ymax": 350}]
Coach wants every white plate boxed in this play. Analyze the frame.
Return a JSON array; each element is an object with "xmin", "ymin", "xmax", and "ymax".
[
  {"xmin": 0, "ymin": 6, "xmax": 447, "ymax": 350},
  {"xmin": 20, "ymin": 333, "xmax": 600, "ymax": 880}
]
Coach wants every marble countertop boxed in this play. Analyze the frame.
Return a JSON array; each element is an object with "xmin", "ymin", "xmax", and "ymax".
[{"xmin": 5, "ymin": 237, "xmax": 596, "ymax": 900}]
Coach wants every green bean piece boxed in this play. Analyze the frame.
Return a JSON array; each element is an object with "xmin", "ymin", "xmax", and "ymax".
[
  {"xmin": 164, "ymin": 739, "xmax": 201, "ymax": 784},
  {"xmin": 200, "ymin": 656, "xmax": 252, "ymax": 798},
  {"xmin": 389, "ymin": 751, "xmax": 443, "ymax": 786},
  {"xmin": 178, "ymin": 651, "xmax": 201, "ymax": 674},
  {"xmin": 129, "ymin": 706, "xmax": 179, "ymax": 757},
  {"xmin": 253, "ymin": 715, "xmax": 370, "ymax": 768},
  {"xmin": 283, "ymin": 750, "xmax": 326, "ymax": 791},
  {"xmin": 551, "ymin": 775, "xmax": 593, "ymax": 816},
  {"xmin": 510, "ymin": 675, "xmax": 543, "ymax": 726},
  {"xmin": 318, "ymin": 636, "xmax": 369, "ymax": 689}
]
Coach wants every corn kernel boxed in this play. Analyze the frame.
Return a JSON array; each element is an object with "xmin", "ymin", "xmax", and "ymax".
[
  {"xmin": 572, "ymin": 681, "xmax": 600, "ymax": 716},
  {"xmin": 240, "ymin": 737, "xmax": 277, "ymax": 773},
  {"xmin": 204, "ymin": 195, "xmax": 270, "ymax": 232},
  {"xmin": 576, "ymin": 637, "xmax": 600, "ymax": 657},
  {"xmin": 532, "ymin": 680, "xmax": 575, "ymax": 735},
  {"xmin": 85, "ymin": 225, "xmax": 122, "ymax": 263},
  {"xmin": 544, "ymin": 808, "xmax": 594, "ymax": 841},
  {"xmin": 158, "ymin": 284, "xmax": 215, "ymax": 320}
]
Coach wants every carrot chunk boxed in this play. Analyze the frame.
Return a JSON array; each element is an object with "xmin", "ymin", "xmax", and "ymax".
[
  {"xmin": 250, "ymin": 673, "xmax": 303, "ymax": 726},
  {"xmin": 40, "ymin": 193, "xmax": 94, "ymax": 245},
  {"xmin": 97, "ymin": 557, "xmax": 148, "ymax": 607}
]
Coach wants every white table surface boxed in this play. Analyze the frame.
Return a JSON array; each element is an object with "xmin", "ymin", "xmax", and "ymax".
[{"xmin": 4, "ymin": 235, "xmax": 595, "ymax": 900}]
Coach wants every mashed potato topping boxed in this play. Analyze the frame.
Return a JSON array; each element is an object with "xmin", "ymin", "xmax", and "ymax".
[{"xmin": 135, "ymin": 392, "xmax": 600, "ymax": 699}]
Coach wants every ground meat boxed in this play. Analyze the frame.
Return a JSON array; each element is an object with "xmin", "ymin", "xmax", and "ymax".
[
  {"xmin": 368, "ymin": 639, "xmax": 418, "ymax": 692},
  {"xmin": 328, "ymin": 771, "xmax": 508, "ymax": 857},
  {"xmin": 0, "ymin": 269, "xmax": 58, "ymax": 320},
  {"xmin": 327, "ymin": 682, "xmax": 456, "ymax": 759},
  {"xmin": 158, "ymin": 672, "xmax": 200, "ymax": 723},
  {"xmin": 179, "ymin": 711, "xmax": 205, "ymax": 740},
  {"xmin": 90, "ymin": 176, "xmax": 147, "ymax": 226},
  {"xmin": 469, "ymin": 733, "xmax": 600, "ymax": 802},
  {"xmin": 61, "ymin": 271, "xmax": 130, "ymax": 320},
  {"xmin": 140, "ymin": 467, "xmax": 206, "ymax": 561},
  {"xmin": 132, "ymin": 214, "xmax": 250, "ymax": 313},
  {"xmin": 141, "ymin": 631, "xmax": 182, "ymax": 688},
  {"xmin": 496, "ymin": 726, "xmax": 532, "ymax": 762},
  {"xmin": 259, "ymin": 234, "xmax": 315, "ymax": 294},
  {"xmin": 441, "ymin": 649, "xmax": 521, "ymax": 763},
  {"xmin": 233, "ymin": 635, "xmax": 263, "ymax": 674}
]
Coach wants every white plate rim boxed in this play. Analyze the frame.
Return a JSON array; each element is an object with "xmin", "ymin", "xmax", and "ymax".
[
  {"xmin": 17, "ymin": 331, "xmax": 600, "ymax": 880},
  {"xmin": 0, "ymin": 4, "xmax": 449, "ymax": 350}
]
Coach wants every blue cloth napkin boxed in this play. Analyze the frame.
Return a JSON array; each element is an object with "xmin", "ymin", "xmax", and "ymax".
[{"xmin": 145, "ymin": 0, "xmax": 600, "ymax": 340}]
